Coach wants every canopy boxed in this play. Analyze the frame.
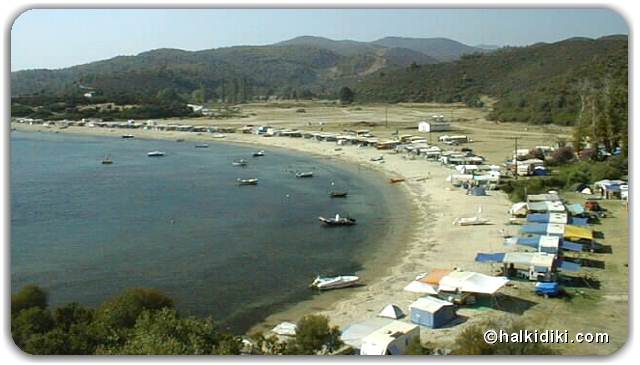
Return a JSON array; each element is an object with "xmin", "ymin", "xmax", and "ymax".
[
  {"xmin": 378, "ymin": 304, "xmax": 405, "ymax": 319},
  {"xmin": 475, "ymin": 253, "xmax": 506, "ymax": 263},
  {"xmin": 564, "ymin": 225, "xmax": 593, "ymax": 241},
  {"xmin": 438, "ymin": 271, "xmax": 509, "ymax": 295}
]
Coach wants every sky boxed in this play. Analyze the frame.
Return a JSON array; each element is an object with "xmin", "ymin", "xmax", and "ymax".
[{"xmin": 11, "ymin": 8, "xmax": 629, "ymax": 71}]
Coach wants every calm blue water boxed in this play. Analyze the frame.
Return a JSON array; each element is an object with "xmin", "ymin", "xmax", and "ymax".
[{"xmin": 10, "ymin": 131, "xmax": 407, "ymax": 332}]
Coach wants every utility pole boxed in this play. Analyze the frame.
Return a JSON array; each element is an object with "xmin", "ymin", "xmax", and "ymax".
[
  {"xmin": 385, "ymin": 106, "xmax": 389, "ymax": 128},
  {"xmin": 514, "ymin": 137, "xmax": 519, "ymax": 181}
]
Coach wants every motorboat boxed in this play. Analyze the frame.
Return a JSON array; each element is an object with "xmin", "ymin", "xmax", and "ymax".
[
  {"xmin": 212, "ymin": 133, "xmax": 226, "ymax": 139},
  {"xmin": 195, "ymin": 143, "xmax": 209, "ymax": 148},
  {"xmin": 318, "ymin": 214, "xmax": 356, "ymax": 226},
  {"xmin": 122, "ymin": 134, "xmax": 135, "ymax": 139},
  {"xmin": 329, "ymin": 191, "xmax": 348, "ymax": 198},
  {"xmin": 253, "ymin": 150, "xmax": 265, "ymax": 157},
  {"xmin": 237, "ymin": 178, "xmax": 258, "ymax": 185},
  {"xmin": 232, "ymin": 159, "xmax": 248, "ymax": 167},
  {"xmin": 295, "ymin": 171, "xmax": 314, "ymax": 178},
  {"xmin": 147, "ymin": 151, "xmax": 165, "ymax": 157},
  {"xmin": 309, "ymin": 275, "xmax": 360, "ymax": 290}
]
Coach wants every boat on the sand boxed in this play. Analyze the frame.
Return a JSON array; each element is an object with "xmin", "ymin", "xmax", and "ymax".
[{"xmin": 309, "ymin": 275, "xmax": 360, "ymax": 290}]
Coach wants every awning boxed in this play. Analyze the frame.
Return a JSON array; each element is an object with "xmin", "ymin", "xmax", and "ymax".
[{"xmin": 475, "ymin": 253, "xmax": 506, "ymax": 263}]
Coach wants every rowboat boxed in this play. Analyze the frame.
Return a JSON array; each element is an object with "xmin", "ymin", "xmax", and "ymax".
[
  {"xmin": 389, "ymin": 178, "xmax": 405, "ymax": 184},
  {"xmin": 253, "ymin": 150, "xmax": 265, "ymax": 157},
  {"xmin": 237, "ymin": 178, "xmax": 258, "ymax": 185},
  {"xmin": 329, "ymin": 191, "xmax": 348, "ymax": 198},
  {"xmin": 318, "ymin": 214, "xmax": 356, "ymax": 226},
  {"xmin": 101, "ymin": 154, "xmax": 113, "ymax": 165},
  {"xmin": 195, "ymin": 144, "xmax": 209, "ymax": 148},
  {"xmin": 309, "ymin": 275, "xmax": 360, "ymax": 290},
  {"xmin": 147, "ymin": 151, "xmax": 165, "ymax": 157}
]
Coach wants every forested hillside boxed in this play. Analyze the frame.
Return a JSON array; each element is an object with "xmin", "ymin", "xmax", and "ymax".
[{"xmin": 354, "ymin": 35, "xmax": 627, "ymax": 126}]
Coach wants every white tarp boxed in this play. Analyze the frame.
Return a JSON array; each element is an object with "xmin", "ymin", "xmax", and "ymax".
[
  {"xmin": 510, "ymin": 202, "xmax": 528, "ymax": 216},
  {"xmin": 438, "ymin": 271, "xmax": 509, "ymax": 295}
]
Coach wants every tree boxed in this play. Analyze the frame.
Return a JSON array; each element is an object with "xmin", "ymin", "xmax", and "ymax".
[
  {"xmin": 338, "ymin": 87, "xmax": 355, "ymax": 105},
  {"xmin": 12, "ymin": 285, "xmax": 48, "ymax": 315},
  {"xmin": 97, "ymin": 308, "xmax": 241, "ymax": 355},
  {"xmin": 95, "ymin": 288, "xmax": 174, "ymax": 330},
  {"xmin": 452, "ymin": 319, "xmax": 556, "ymax": 355},
  {"xmin": 12, "ymin": 307, "xmax": 54, "ymax": 349},
  {"xmin": 290, "ymin": 315, "xmax": 342, "ymax": 355}
]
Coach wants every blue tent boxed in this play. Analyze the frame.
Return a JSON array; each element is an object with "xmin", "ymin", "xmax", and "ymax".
[
  {"xmin": 527, "ymin": 213, "xmax": 589, "ymax": 226},
  {"xmin": 409, "ymin": 297, "xmax": 456, "ymax": 329},
  {"xmin": 520, "ymin": 223, "xmax": 556, "ymax": 235},
  {"xmin": 515, "ymin": 235, "xmax": 583, "ymax": 253}
]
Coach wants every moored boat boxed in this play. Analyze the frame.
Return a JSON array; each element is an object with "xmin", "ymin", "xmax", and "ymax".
[
  {"xmin": 147, "ymin": 151, "xmax": 165, "ymax": 157},
  {"xmin": 309, "ymin": 275, "xmax": 360, "ymax": 290},
  {"xmin": 253, "ymin": 150, "xmax": 265, "ymax": 157},
  {"xmin": 318, "ymin": 214, "xmax": 356, "ymax": 226},
  {"xmin": 101, "ymin": 154, "xmax": 113, "ymax": 165},
  {"xmin": 195, "ymin": 143, "xmax": 209, "ymax": 148},
  {"xmin": 122, "ymin": 134, "xmax": 135, "ymax": 139},
  {"xmin": 389, "ymin": 178, "xmax": 405, "ymax": 184},
  {"xmin": 295, "ymin": 171, "xmax": 314, "ymax": 178},
  {"xmin": 232, "ymin": 159, "xmax": 248, "ymax": 167},
  {"xmin": 237, "ymin": 178, "xmax": 258, "ymax": 185},
  {"xmin": 329, "ymin": 191, "xmax": 348, "ymax": 198}
]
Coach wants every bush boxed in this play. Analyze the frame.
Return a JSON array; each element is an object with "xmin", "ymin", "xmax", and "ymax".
[
  {"xmin": 452, "ymin": 319, "xmax": 556, "ymax": 355},
  {"xmin": 290, "ymin": 315, "xmax": 342, "ymax": 355}
]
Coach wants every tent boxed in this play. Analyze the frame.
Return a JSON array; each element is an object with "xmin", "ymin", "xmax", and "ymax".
[
  {"xmin": 527, "ymin": 212, "xmax": 588, "ymax": 226},
  {"xmin": 341, "ymin": 318, "xmax": 394, "ymax": 350},
  {"xmin": 378, "ymin": 304, "xmax": 405, "ymax": 319},
  {"xmin": 563, "ymin": 225, "xmax": 594, "ymax": 242},
  {"xmin": 521, "ymin": 223, "xmax": 565, "ymax": 236},
  {"xmin": 410, "ymin": 296, "xmax": 456, "ymax": 328},
  {"xmin": 566, "ymin": 203, "xmax": 586, "ymax": 216}
]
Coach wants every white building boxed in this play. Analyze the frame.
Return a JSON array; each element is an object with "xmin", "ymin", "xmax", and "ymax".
[{"xmin": 419, "ymin": 120, "xmax": 450, "ymax": 133}]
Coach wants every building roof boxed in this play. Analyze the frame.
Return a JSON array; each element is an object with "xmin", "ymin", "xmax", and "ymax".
[{"xmin": 410, "ymin": 296, "xmax": 454, "ymax": 313}]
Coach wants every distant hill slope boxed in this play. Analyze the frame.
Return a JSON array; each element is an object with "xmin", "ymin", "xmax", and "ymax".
[
  {"xmin": 355, "ymin": 35, "xmax": 628, "ymax": 125},
  {"xmin": 371, "ymin": 36, "xmax": 488, "ymax": 61}
]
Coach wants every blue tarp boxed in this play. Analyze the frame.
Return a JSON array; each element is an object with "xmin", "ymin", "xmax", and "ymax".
[
  {"xmin": 560, "ymin": 241, "xmax": 584, "ymax": 252},
  {"xmin": 527, "ymin": 213, "xmax": 553, "ymax": 223},
  {"xmin": 569, "ymin": 217, "xmax": 589, "ymax": 226},
  {"xmin": 559, "ymin": 260, "xmax": 582, "ymax": 272},
  {"xmin": 520, "ymin": 223, "xmax": 552, "ymax": 235},
  {"xmin": 566, "ymin": 204, "xmax": 586, "ymax": 216},
  {"xmin": 535, "ymin": 282, "xmax": 560, "ymax": 295},
  {"xmin": 475, "ymin": 253, "xmax": 505, "ymax": 263}
]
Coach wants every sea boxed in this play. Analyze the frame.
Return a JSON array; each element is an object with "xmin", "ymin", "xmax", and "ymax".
[{"xmin": 10, "ymin": 130, "xmax": 409, "ymax": 333}]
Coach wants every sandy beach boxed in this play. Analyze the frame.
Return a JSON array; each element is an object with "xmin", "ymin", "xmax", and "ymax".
[{"xmin": 12, "ymin": 122, "xmax": 517, "ymax": 343}]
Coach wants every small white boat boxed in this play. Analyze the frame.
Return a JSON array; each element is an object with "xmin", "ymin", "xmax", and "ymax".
[
  {"xmin": 253, "ymin": 150, "xmax": 265, "ymax": 157},
  {"xmin": 232, "ymin": 159, "xmax": 248, "ymax": 167},
  {"xmin": 318, "ymin": 214, "xmax": 356, "ymax": 226},
  {"xmin": 195, "ymin": 144, "xmax": 209, "ymax": 148},
  {"xmin": 309, "ymin": 275, "xmax": 360, "ymax": 290},
  {"xmin": 147, "ymin": 151, "xmax": 165, "ymax": 157},
  {"xmin": 237, "ymin": 178, "xmax": 258, "ymax": 185},
  {"xmin": 122, "ymin": 134, "xmax": 135, "ymax": 139},
  {"xmin": 296, "ymin": 171, "xmax": 314, "ymax": 178},
  {"xmin": 212, "ymin": 133, "xmax": 226, "ymax": 139},
  {"xmin": 370, "ymin": 155, "xmax": 384, "ymax": 162}
]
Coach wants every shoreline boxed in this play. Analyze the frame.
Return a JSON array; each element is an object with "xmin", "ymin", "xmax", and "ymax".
[{"xmin": 11, "ymin": 123, "xmax": 514, "ymax": 339}]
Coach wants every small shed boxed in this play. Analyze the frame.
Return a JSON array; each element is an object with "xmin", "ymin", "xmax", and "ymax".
[
  {"xmin": 418, "ymin": 120, "xmax": 450, "ymax": 133},
  {"xmin": 409, "ymin": 296, "xmax": 456, "ymax": 328},
  {"xmin": 360, "ymin": 321, "xmax": 420, "ymax": 355}
]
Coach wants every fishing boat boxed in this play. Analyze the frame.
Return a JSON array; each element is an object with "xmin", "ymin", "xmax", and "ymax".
[
  {"xmin": 147, "ymin": 151, "xmax": 165, "ymax": 157},
  {"xmin": 122, "ymin": 134, "xmax": 135, "ymax": 139},
  {"xmin": 253, "ymin": 150, "xmax": 265, "ymax": 157},
  {"xmin": 309, "ymin": 275, "xmax": 360, "ymax": 290},
  {"xmin": 295, "ymin": 171, "xmax": 314, "ymax": 178},
  {"xmin": 237, "ymin": 178, "xmax": 258, "ymax": 185},
  {"xmin": 232, "ymin": 159, "xmax": 248, "ymax": 167},
  {"xmin": 318, "ymin": 214, "xmax": 356, "ymax": 226},
  {"xmin": 329, "ymin": 191, "xmax": 348, "ymax": 198},
  {"xmin": 195, "ymin": 143, "xmax": 209, "ymax": 148},
  {"xmin": 101, "ymin": 154, "xmax": 113, "ymax": 165}
]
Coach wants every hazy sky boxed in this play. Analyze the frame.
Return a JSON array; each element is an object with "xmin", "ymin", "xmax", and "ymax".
[{"xmin": 11, "ymin": 8, "xmax": 628, "ymax": 71}]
